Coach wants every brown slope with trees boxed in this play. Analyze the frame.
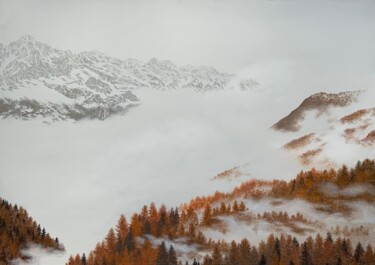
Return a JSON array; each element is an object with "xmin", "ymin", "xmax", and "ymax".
[
  {"xmin": 66, "ymin": 159, "xmax": 375, "ymax": 265},
  {"xmin": 0, "ymin": 198, "xmax": 64, "ymax": 264}
]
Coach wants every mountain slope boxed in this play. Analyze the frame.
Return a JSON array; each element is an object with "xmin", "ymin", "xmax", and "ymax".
[
  {"xmin": 0, "ymin": 36, "xmax": 255, "ymax": 122},
  {"xmin": 272, "ymin": 91, "xmax": 361, "ymax": 132},
  {"xmin": 65, "ymin": 159, "xmax": 375, "ymax": 265},
  {"xmin": 0, "ymin": 197, "xmax": 64, "ymax": 264},
  {"xmin": 272, "ymin": 90, "xmax": 375, "ymax": 168}
]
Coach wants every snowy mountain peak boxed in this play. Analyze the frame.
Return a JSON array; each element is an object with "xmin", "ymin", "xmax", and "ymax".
[
  {"xmin": 9, "ymin": 35, "xmax": 37, "ymax": 48},
  {"xmin": 0, "ymin": 36, "xmax": 252, "ymax": 122},
  {"xmin": 4, "ymin": 35, "xmax": 53, "ymax": 60},
  {"xmin": 16, "ymin": 34, "xmax": 36, "ymax": 42}
]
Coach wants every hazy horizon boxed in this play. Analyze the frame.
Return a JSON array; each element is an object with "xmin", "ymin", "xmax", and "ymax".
[{"xmin": 1, "ymin": 0, "xmax": 374, "ymax": 79}]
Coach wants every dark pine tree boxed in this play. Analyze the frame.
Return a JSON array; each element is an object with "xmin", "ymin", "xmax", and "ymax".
[
  {"xmin": 354, "ymin": 242, "xmax": 364, "ymax": 263},
  {"xmin": 274, "ymin": 238, "xmax": 281, "ymax": 263},
  {"xmin": 41, "ymin": 227, "xmax": 46, "ymax": 239},
  {"xmin": 116, "ymin": 237, "xmax": 123, "ymax": 255},
  {"xmin": 156, "ymin": 241, "xmax": 169, "ymax": 265},
  {"xmin": 299, "ymin": 242, "xmax": 313, "ymax": 265},
  {"xmin": 143, "ymin": 220, "xmax": 151, "ymax": 235},
  {"xmin": 125, "ymin": 227, "xmax": 135, "ymax": 252},
  {"xmin": 169, "ymin": 245, "xmax": 178, "ymax": 265},
  {"xmin": 258, "ymin": 254, "xmax": 267, "ymax": 265},
  {"xmin": 212, "ymin": 245, "xmax": 223, "ymax": 265},
  {"xmin": 157, "ymin": 211, "xmax": 167, "ymax": 237},
  {"xmin": 229, "ymin": 241, "xmax": 239, "ymax": 265},
  {"xmin": 293, "ymin": 237, "xmax": 299, "ymax": 248},
  {"xmin": 81, "ymin": 253, "xmax": 87, "ymax": 265}
]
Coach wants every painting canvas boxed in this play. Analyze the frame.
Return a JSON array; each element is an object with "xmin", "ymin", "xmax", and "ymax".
[{"xmin": 0, "ymin": 1, "xmax": 374, "ymax": 264}]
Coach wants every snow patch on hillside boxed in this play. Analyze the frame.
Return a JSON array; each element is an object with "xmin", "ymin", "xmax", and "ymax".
[{"xmin": 11, "ymin": 244, "xmax": 65, "ymax": 265}]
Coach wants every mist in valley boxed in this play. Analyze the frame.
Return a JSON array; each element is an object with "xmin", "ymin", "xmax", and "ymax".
[{"xmin": 1, "ymin": 0, "xmax": 375, "ymax": 264}]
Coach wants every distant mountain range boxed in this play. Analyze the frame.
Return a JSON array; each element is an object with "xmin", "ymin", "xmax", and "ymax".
[
  {"xmin": 1, "ymin": 36, "xmax": 373, "ymax": 166},
  {"xmin": 0, "ymin": 35, "xmax": 256, "ymax": 121}
]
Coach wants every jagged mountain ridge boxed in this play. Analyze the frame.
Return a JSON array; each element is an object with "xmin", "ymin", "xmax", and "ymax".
[{"xmin": 0, "ymin": 35, "xmax": 254, "ymax": 121}]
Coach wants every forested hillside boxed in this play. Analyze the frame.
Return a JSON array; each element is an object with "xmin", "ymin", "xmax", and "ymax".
[
  {"xmin": 65, "ymin": 159, "xmax": 375, "ymax": 265},
  {"xmin": 184, "ymin": 159, "xmax": 375, "ymax": 211},
  {"xmin": 0, "ymin": 198, "xmax": 64, "ymax": 264}
]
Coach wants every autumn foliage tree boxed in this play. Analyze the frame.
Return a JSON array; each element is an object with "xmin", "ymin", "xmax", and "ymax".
[
  {"xmin": 0, "ymin": 198, "xmax": 63, "ymax": 264},
  {"xmin": 65, "ymin": 159, "xmax": 375, "ymax": 265}
]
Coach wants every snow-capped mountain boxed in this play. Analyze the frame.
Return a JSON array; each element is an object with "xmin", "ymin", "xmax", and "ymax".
[
  {"xmin": 272, "ymin": 91, "xmax": 375, "ymax": 167},
  {"xmin": 0, "ymin": 36, "xmax": 254, "ymax": 121}
]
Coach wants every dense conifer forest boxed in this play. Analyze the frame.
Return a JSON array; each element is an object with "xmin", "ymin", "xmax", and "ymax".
[
  {"xmin": 0, "ymin": 198, "xmax": 64, "ymax": 264},
  {"xmin": 65, "ymin": 159, "xmax": 375, "ymax": 265}
]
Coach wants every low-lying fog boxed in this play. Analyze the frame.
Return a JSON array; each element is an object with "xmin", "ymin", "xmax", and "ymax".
[
  {"xmin": 0, "ymin": 74, "xmax": 373, "ymax": 264},
  {"xmin": 203, "ymin": 198, "xmax": 375, "ymax": 250}
]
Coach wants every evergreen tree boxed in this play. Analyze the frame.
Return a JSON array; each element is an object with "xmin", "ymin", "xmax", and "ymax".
[
  {"xmin": 157, "ymin": 208, "xmax": 168, "ymax": 237},
  {"xmin": 325, "ymin": 232, "xmax": 333, "ymax": 243},
  {"xmin": 169, "ymin": 245, "xmax": 178, "ymax": 265},
  {"xmin": 232, "ymin": 201, "xmax": 239, "ymax": 212},
  {"xmin": 188, "ymin": 223, "xmax": 196, "ymax": 239},
  {"xmin": 239, "ymin": 238, "xmax": 251, "ymax": 265},
  {"xmin": 156, "ymin": 241, "xmax": 169, "ymax": 265},
  {"xmin": 337, "ymin": 165, "xmax": 350, "ymax": 186},
  {"xmin": 81, "ymin": 253, "xmax": 87, "ymax": 265},
  {"xmin": 354, "ymin": 242, "xmax": 364, "ymax": 263},
  {"xmin": 212, "ymin": 245, "xmax": 223, "ymax": 265},
  {"xmin": 131, "ymin": 214, "xmax": 142, "ymax": 237},
  {"xmin": 125, "ymin": 227, "xmax": 135, "ymax": 252},
  {"xmin": 299, "ymin": 242, "xmax": 313, "ymax": 265},
  {"xmin": 239, "ymin": 201, "xmax": 246, "ymax": 211},
  {"xmin": 274, "ymin": 238, "xmax": 281, "ymax": 263},
  {"xmin": 41, "ymin": 227, "xmax": 46, "ymax": 239},
  {"xmin": 37, "ymin": 224, "xmax": 41, "ymax": 236},
  {"xmin": 220, "ymin": 202, "xmax": 227, "ymax": 214},
  {"xmin": 143, "ymin": 219, "xmax": 152, "ymax": 235},
  {"xmin": 258, "ymin": 254, "xmax": 267, "ymax": 265},
  {"xmin": 202, "ymin": 205, "xmax": 213, "ymax": 226},
  {"xmin": 229, "ymin": 241, "xmax": 239, "ymax": 265},
  {"xmin": 170, "ymin": 207, "xmax": 180, "ymax": 227},
  {"xmin": 115, "ymin": 214, "xmax": 129, "ymax": 245}
]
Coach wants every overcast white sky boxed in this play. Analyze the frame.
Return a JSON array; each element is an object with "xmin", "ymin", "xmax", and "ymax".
[{"xmin": 1, "ymin": 0, "xmax": 374, "ymax": 76}]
